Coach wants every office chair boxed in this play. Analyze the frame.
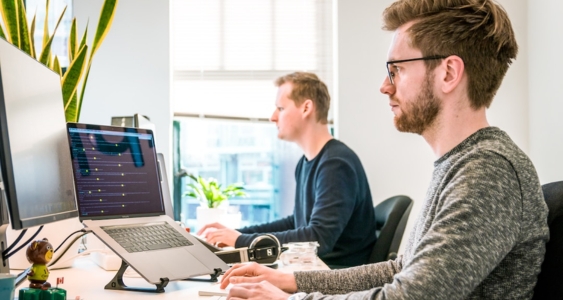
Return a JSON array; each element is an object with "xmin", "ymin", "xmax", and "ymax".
[
  {"xmin": 532, "ymin": 181, "xmax": 563, "ymax": 300},
  {"xmin": 368, "ymin": 195, "xmax": 413, "ymax": 263}
]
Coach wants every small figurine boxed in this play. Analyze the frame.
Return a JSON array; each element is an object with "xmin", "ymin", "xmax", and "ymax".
[{"xmin": 26, "ymin": 238, "xmax": 54, "ymax": 290}]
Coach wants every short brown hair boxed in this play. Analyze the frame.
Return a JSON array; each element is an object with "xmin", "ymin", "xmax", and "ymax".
[
  {"xmin": 383, "ymin": 0, "xmax": 518, "ymax": 109},
  {"xmin": 275, "ymin": 72, "xmax": 330, "ymax": 124}
]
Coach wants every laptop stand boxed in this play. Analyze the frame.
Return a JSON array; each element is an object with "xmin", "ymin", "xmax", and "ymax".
[
  {"xmin": 105, "ymin": 260, "xmax": 169, "ymax": 293},
  {"xmin": 104, "ymin": 260, "xmax": 224, "ymax": 293}
]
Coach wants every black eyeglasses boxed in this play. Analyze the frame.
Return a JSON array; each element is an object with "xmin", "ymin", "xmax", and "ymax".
[{"xmin": 386, "ymin": 55, "xmax": 447, "ymax": 85}]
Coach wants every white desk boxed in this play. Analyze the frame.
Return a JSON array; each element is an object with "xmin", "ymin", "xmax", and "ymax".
[{"xmin": 14, "ymin": 256, "xmax": 329, "ymax": 299}]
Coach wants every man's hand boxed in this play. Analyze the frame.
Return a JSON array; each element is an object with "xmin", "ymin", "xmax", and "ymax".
[
  {"xmin": 227, "ymin": 281, "xmax": 291, "ymax": 300},
  {"xmin": 197, "ymin": 222, "xmax": 241, "ymax": 247},
  {"xmin": 220, "ymin": 262, "xmax": 298, "ymax": 293}
]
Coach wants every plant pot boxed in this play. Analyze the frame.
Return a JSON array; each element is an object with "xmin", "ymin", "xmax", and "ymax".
[{"xmin": 196, "ymin": 207, "xmax": 227, "ymax": 232}]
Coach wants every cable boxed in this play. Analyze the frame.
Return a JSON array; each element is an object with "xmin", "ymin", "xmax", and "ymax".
[
  {"xmin": 1, "ymin": 229, "xmax": 27, "ymax": 257},
  {"xmin": 48, "ymin": 231, "xmax": 90, "ymax": 267},
  {"xmin": 53, "ymin": 229, "xmax": 88, "ymax": 253},
  {"xmin": 4, "ymin": 225, "xmax": 43, "ymax": 259}
]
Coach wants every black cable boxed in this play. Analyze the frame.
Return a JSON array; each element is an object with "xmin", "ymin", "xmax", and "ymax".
[
  {"xmin": 48, "ymin": 231, "xmax": 90, "ymax": 267},
  {"xmin": 53, "ymin": 229, "xmax": 87, "ymax": 253},
  {"xmin": 1, "ymin": 228, "xmax": 27, "ymax": 257},
  {"xmin": 4, "ymin": 225, "xmax": 43, "ymax": 259}
]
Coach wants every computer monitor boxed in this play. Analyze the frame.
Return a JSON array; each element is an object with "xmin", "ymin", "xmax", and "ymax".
[{"xmin": 0, "ymin": 38, "xmax": 78, "ymax": 272}]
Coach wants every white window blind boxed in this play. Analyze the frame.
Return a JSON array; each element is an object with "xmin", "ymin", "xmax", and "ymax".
[{"xmin": 172, "ymin": 0, "xmax": 334, "ymax": 120}]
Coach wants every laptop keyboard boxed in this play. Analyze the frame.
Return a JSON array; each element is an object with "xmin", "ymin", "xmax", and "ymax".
[{"xmin": 102, "ymin": 222, "xmax": 193, "ymax": 253}]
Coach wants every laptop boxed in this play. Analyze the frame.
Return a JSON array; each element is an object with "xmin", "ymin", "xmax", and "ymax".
[{"xmin": 66, "ymin": 123, "xmax": 228, "ymax": 285}]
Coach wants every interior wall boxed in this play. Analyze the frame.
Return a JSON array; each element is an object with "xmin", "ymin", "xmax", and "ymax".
[
  {"xmin": 72, "ymin": 0, "xmax": 172, "ymax": 171},
  {"xmin": 335, "ymin": 0, "xmax": 529, "ymax": 253},
  {"xmin": 528, "ymin": 0, "xmax": 563, "ymax": 184}
]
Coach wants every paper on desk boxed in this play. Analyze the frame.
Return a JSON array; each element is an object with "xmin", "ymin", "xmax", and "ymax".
[{"xmin": 198, "ymin": 282, "xmax": 231, "ymax": 296}]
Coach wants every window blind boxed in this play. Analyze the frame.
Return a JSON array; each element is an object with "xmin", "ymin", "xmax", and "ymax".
[{"xmin": 172, "ymin": 0, "xmax": 334, "ymax": 120}]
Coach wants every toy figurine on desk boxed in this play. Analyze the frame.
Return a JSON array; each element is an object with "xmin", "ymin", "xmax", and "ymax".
[{"xmin": 18, "ymin": 238, "xmax": 67, "ymax": 300}]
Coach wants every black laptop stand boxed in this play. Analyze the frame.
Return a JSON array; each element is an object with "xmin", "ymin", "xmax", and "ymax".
[{"xmin": 104, "ymin": 260, "xmax": 223, "ymax": 293}]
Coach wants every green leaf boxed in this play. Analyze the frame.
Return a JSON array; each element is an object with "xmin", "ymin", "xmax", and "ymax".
[
  {"xmin": 0, "ymin": 19, "xmax": 6, "ymax": 40},
  {"xmin": 62, "ymin": 44, "xmax": 88, "ymax": 119},
  {"xmin": 16, "ymin": 0, "xmax": 31, "ymax": 55},
  {"xmin": 42, "ymin": 0, "xmax": 49, "ymax": 49},
  {"xmin": 68, "ymin": 18, "xmax": 77, "ymax": 62},
  {"xmin": 1, "ymin": 0, "xmax": 20, "ymax": 45},
  {"xmin": 91, "ymin": 0, "xmax": 117, "ymax": 57},
  {"xmin": 29, "ymin": 13, "xmax": 36, "ymax": 58},
  {"xmin": 52, "ymin": 55, "xmax": 62, "ymax": 76},
  {"xmin": 38, "ymin": 5, "xmax": 67, "ymax": 66}
]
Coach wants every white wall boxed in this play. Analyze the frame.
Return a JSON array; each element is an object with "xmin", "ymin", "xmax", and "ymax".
[
  {"xmin": 72, "ymin": 0, "xmax": 172, "ymax": 171},
  {"xmin": 335, "ymin": 0, "xmax": 530, "ymax": 252},
  {"xmin": 528, "ymin": 1, "xmax": 563, "ymax": 184}
]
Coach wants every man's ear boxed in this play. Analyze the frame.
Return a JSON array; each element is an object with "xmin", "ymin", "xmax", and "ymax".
[
  {"xmin": 440, "ymin": 55, "xmax": 465, "ymax": 94},
  {"xmin": 301, "ymin": 99, "xmax": 314, "ymax": 119}
]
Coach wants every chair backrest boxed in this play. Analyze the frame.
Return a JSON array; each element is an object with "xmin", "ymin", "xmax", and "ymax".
[
  {"xmin": 368, "ymin": 195, "xmax": 413, "ymax": 263},
  {"xmin": 533, "ymin": 181, "xmax": 563, "ymax": 300}
]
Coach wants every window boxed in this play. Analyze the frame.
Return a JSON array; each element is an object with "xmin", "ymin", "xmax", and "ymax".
[
  {"xmin": 172, "ymin": 0, "xmax": 333, "ymax": 230},
  {"xmin": 26, "ymin": 0, "xmax": 73, "ymax": 67}
]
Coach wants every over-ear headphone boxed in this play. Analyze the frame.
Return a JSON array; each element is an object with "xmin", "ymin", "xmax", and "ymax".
[
  {"xmin": 211, "ymin": 234, "xmax": 282, "ymax": 265},
  {"xmin": 247, "ymin": 234, "xmax": 281, "ymax": 264}
]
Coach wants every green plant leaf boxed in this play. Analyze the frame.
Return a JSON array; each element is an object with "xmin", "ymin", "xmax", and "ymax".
[
  {"xmin": 68, "ymin": 18, "xmax": 77, "ymax": 62},
  {"xmin": 38, "ymin": 5, "xmax": 66, "ymax": 66},
  {"xmin": 1, "ymin": 0, "xmax": 20, "ymax": 45},
  {"xmin": 91, "ymin": 0, "xmax": 117, "ymax": 57},
  {"xmin": 52, "ymin": 55, "xmax": 62, "ymax": 76},
  {"xmin": 16, "ymin": 0, "xmax": 31, "ymax": 55},
  {"xmin": 29, "ymin": 13, "xmax": 36, "ymax": 58},
  {"xmin": 0, "ymin": 18, "xmax": 6, "ymax": 40},
  {"xmin": 42, "ymin": 0, "xmax": 49, "ymax": 49},
  {"xmin": 62, "ymin": 44, "xmax": 88, "ymax": 119}
]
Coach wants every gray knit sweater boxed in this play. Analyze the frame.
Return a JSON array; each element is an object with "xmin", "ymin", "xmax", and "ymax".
[{"xmin": 294, "ymin": 127, "xmax": 549, "ymax": 299}]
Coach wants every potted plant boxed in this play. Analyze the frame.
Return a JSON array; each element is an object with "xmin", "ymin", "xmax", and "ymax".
[
  {"xmin": 0, "ymin": 0, "xmax": 118, "ymax": 122},
  {"xmin": 184, "ymin": 174, "xmax": 246, "ymax": 230}
]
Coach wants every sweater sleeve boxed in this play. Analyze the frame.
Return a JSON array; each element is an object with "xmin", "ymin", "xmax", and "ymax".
[
  {"xmin": 294, "ymin": 153, "xmax": 524, "ymax": 299},
  {"xmin": 235, "ymin": 215, "xmax": 295, "ymax": 248}
]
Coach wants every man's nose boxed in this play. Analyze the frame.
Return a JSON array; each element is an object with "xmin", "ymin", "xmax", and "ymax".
[{"xmin": 380, "ymin": 76, "xmax": 395, "ymax": 96}]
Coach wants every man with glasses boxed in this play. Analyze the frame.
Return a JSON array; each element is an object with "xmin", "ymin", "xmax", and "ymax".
[{"xmin": 217, "ymin": 0, "xmax": 549, "ymax": 299}]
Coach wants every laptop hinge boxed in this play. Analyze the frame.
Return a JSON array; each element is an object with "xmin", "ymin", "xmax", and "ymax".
[{"xmin": 104, "ymin": 260, "xmax": 169, "ymax": 293}]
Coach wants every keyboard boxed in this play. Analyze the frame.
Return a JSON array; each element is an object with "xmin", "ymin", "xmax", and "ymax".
[{"xmin": 102, "ymin": 222, "xmax": 193, "ymax": 253}]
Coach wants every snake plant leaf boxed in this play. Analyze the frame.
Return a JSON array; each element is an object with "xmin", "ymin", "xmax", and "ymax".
[
  {"xmin": 42, "ymin": 0, "xmax": 49, "ymax": 49},
  {"xmin": 68, "ymin": 18, "xmax": 77, "ymax": 62},
  {"xmin": 91, "ymin": 0, "xmax": 117, "ymax": 57},
  {"xmin": 62, "ymin": 44, "xmax": 87, "ymax": 116},
  {"xmin": 0, "ymin": 18, "xmax": 5, "ymax": 40},
  {"xmin": 16, "ymin": 0, "xmax": 31, "ymax": 55},
  {"xmin": 0, "ymin": 0, "xmax": 19, "ymax": 45},
  {"xmin": 52, "ymin": 55, "xmax": 62, "ymax": 77},
  {"xmin": 29, "ymin": 13, "xmax": 36, "ymax": 58},
  {"xmin": 78, "ymin": 22, "xmax": 88, "ymax": 51},
  {"xmin": 38, "ymin": 5, "xmax": 67, "ymax": 66}
]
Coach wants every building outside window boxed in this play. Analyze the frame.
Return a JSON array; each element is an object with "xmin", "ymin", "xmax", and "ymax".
[{"xmin": 172, "ymin": 0, "xmax": 333, "ymax": 230}]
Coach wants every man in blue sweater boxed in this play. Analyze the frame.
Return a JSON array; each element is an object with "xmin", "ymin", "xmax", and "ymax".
[{"xmin": 198, "ymin": 72, "xmax": 376, "ymax": 267}]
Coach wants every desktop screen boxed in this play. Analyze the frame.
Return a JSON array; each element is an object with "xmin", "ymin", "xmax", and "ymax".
[{"xmin": 0, "ymin": 37, "xmax": 78, "ymax": 231}]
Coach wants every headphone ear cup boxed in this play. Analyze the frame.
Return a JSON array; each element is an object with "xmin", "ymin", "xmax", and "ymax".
[{"xmin": 248, "ymin": 234, "xmax": 281, "ymax": 264}]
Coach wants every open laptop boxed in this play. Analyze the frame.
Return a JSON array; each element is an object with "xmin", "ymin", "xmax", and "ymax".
[{"xmin": 66, "ymin": 123, "xmax": 228, "ymax": 285}]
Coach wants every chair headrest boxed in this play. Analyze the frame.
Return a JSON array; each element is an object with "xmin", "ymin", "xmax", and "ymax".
[{"xmin": 542, "ymin": 181, "xmax": 563, "ymax": 225}]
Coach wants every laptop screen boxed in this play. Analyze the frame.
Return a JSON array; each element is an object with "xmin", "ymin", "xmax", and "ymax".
[{"xmin": 66, "ymin": 123, "xmax": 165, "ymax": 220}]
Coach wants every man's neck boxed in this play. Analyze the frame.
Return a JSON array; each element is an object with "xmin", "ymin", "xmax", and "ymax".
[
  {"xmin": 296, "ymin": 124, "xmax": 333, "ymax": 161},
  {"xmin": 423, "ymin": 105, "xmax": 489, "ymax": 158}
]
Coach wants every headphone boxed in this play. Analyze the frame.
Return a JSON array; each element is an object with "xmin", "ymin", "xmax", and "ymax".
[{"xmin": 247, "ymin": 234, "xmax": 282, "ymax": 264}]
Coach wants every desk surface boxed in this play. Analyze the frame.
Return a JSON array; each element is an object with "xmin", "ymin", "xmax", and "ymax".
[{"xmin": 14, "ymin": 256, "xmax": 329, "ymax": 299}]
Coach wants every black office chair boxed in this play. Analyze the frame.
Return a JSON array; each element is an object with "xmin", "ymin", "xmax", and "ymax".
[
  {"xmin": 368, "ymin": 195, "xmax": 413, "ymax": 263},
  {"xmin": 533, "ymin": 181, "xmax": 563, "ymax": 300}
]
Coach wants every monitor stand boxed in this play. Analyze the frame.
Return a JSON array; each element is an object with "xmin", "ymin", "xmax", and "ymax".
[{"xmin": 0, "ymin": 223, "xmax": 10, "ymax": 274}]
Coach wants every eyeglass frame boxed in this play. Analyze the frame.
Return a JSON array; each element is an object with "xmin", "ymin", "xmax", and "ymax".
[{"xmin": 386, "ymin": 55, "xmax": 447, "ymax": 85}]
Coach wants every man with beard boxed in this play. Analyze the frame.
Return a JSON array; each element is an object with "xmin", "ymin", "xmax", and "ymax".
[
  {"xmin": 216, "ymin": 0, "xmax": 549, "ymax": 299},
  {"xmin": 198, "ymin": 72, "xmax": 377, "ymax": 268}
]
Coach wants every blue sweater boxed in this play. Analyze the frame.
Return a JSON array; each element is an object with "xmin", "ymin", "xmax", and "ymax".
[{"xmin": 235, "ymin": 139, "xmax": 376, "ymax": 267}]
